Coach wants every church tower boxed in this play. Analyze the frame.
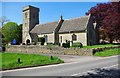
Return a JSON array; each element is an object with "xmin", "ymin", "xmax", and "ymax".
[{"xmin": 22, "ymin": 5, "xmax": 39, "ymax": 44}]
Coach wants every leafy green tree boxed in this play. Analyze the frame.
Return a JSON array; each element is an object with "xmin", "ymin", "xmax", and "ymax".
[
  {"xmin": 18, "ymin": 24, "xmax": 22, "ymax": 43},
  {"xmin": 2, "ymin": 22, "xmax": 19, "ymax": 44}
]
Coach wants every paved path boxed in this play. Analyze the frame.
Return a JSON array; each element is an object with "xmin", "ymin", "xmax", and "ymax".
[
  {"xmin": 2, "ymin": 55, "xmax": 119, "ymax": 77},
  {"xmin": 41, "ymin": 54, "xmax": 102, "ymax": 63}
]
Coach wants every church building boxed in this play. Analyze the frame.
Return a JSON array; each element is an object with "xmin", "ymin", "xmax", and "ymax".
[{"xmin": 22, "ymin": 5, "xmax": 99, "ymax": 46}]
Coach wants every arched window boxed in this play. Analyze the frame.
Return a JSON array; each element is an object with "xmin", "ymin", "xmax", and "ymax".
[
  {"xmin": 72, "ymin": 34, "xmax": 77, "ymax": 41},
  {"xmin": 26, "ymin": 39, "xmax": 30, "ymax": 45},
  {"xmin": 44, "ymin": 35, "xmax": 48, "ymax": 42},
  {"xmin": 60, "ymin": 36, "xmax": 62, "ymax": 43}
]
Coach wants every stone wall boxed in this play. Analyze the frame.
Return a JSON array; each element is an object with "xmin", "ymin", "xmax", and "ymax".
[
  {"xmin": 6, "ymin": 45, "xmax": 93, "ymax": 56},
  {"xmin": 5, "ymin": 45, "xmax": 120, "ymax": 56}
]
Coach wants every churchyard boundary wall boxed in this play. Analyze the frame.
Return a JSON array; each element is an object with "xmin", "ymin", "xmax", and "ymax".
[{"xmin": 5, "ymin": 45, "xmax": 120, "ymax": 56}]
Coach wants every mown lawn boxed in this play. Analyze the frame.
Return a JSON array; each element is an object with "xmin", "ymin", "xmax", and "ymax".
[
  {"xmin": 94, "ymin": 48, "xmax": 120, "ymax": 57},
  {"xmin": 70, "ymin": 43, "xmax": 120, "ymax": 49},
  {"xmin": 83, "ymin": 44, "xmax": 119, "ymax": 49},
  {"xmin": 1, "ymin": 53, "xmax": 64, "ymax": 70}
]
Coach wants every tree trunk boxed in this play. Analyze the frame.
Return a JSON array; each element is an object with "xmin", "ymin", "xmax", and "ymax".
[{"xmin": 110, "ymin": 38, "xmax": 113, "ymax": 43}]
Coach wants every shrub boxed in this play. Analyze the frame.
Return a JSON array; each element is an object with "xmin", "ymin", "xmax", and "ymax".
[
  {"xmin": 2, "ymin": 43, "xmax": 6, "ymax": 51},
  {"xmin": 31, "ymin": 42, "xmax": 36, "ymax": 45},
  {"xmin": 80, "ymin": 43, "xmax": 83, "ymax": 48},
  {"xmin": 38, "ymin": 37, "xmax": 45, "ymax": 45},
  {"xmin": 62, "ymin": 42, "xmax": 70, "ymax": 48},
  {"xmin": 2, "ymin": 47, "xmax": 5, "ymax": 51},
  {"xmin": 22, "ymin": 43, "xmax": 25, "ymax": 45},
  {"xmin": 66, "ymin": 41, "xmax": 70, "ymax": 48},
  {"xmin": 62, "ymin": 43, "xmax": 66, "ymax": 48},
  {"xmin": 72, "ymin": 42, "xmax": 83, "ymax": 48},
  {"xmin": 47, "ymin": 43, "xmax": 53, "ymax": 45}
]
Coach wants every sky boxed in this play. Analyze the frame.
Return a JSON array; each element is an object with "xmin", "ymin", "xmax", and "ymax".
[
  {"xmin": 1, "ymin": 2, "xmax": 106, "ymax": 26},
  {"xmin": 1, "ymin": 0, "xmax": 110, "ymax": 2}
]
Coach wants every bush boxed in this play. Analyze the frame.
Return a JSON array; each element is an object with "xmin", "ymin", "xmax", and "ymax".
[
  {"xmin": 62, "ymin": 42, "xmax": 70, "ymax": 48},
  {"xmin": 72, "ymin": 42, "xmax": 83, "ymax": 48},
  {"xmin": 38, "ymin": 37, "xmax": 45, "ymax": 45},
  {"xmin": 66, "ymin": 41, "xmax": 70, "ymax": 48},
  {"xmin": 2, "ymin": 43, "xmax": 6, "ymax": 47},
  {"xmin": 31, "ymin": 42, "xmax": 36, "ymax": 45},
  {"xmin": 62, "ymin": 43, "xmax": 66, "ymax": 48},
  {"xmin": 22, "ymin": 43, "xmax": 25, "ymax": 45},
  {"xmin": 80, "ymin": 43, "xmax": 83, "ymax": 48},
  {"xmin": 47, "ymin": 43, "xmax": 53, "ymax": 45}
]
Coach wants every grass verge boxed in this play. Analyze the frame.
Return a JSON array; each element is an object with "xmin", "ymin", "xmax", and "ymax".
[
  {"xmin": 1, "ymin": 53, "xmax": 64, "ymax": 70},
  {"xmin": 70, "ymin": 43, "xmax": 120, "ymax": 49},
  {"xmin": 94, "ymin": 48, "xmax": 120, "ymax": 57},
  {"xmin": 83, "ymin": 44, "xmax": 119, "ymax": 49}
]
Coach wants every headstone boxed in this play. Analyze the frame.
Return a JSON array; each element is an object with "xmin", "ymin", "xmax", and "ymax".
[
  {"xmin": 44, "ymin": 42, "xmax": 47, "ymax": 45},
  {"xmin": 8, "ymin": 43, "xmax": 11, "ymax": 45},
  {"xmin": 70, "ymin": 41, "xmax": 73, "ymax": 46}
]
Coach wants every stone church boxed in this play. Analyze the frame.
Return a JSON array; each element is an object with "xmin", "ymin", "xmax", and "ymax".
[{"xmin": 22, "ymin": 5, "xmax": 99, "ymax": 46}]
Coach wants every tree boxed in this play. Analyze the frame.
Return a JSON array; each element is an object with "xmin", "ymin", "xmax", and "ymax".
[
  {"xmin": 0, "ymin": 16, "xmax": 9, "ymax": 27},
  {"xmin": 86, "ymin": 3, "xmax": 111, "ymax": 26},
  {"xmin": 102, "ymin": 13, "xmax": 120, "ymax": 43},
  {"xmin": 102, "ymin": 2, "xmax": 120, "ymax": 43},
  {"xmin": 99, "ymin": 28, "xmax": 108, "ymax": 40},
  {"xmin": 86, "ymin": 2, "xmax": 120, "ymax": 43},
  {"xmin": 2, "ymin": 22, "xmax": 19, "ymax": 44},
  {"xmin": 18, "ymin": 24, "xmax": 22, "ymax": 43}
]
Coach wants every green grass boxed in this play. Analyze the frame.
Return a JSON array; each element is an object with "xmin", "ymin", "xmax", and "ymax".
[
  {"xmin": 1, "ymin": 53, "xmax": 64, "ymax": 70},
  {"xmin": 94, "ymin": 48, "xmax": 120, "ymax": 57},
  {"xmin": 71, "ymin": 42, "xmax": 82, "ymax": 48},
  {"xmin": 46, "ymin": 44, "xmax": 59, "ymax": 48},
  {"xmin": 70, "ymin": 43, "xmax": 120, "ymax": 49},
  {"xmin": 83, "ymin": 44, "xmax": 119, "ymax": 49}
]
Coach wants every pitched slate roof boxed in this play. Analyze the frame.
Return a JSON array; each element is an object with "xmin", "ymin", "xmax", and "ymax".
[
  {"xmin": 30, "ymin": 21, "xmax": 59, "ymax": 34},
  {"xmin": 59, "ymin": 15, "xmax": 89, "ymax": 33},
  {"xmin": 30, "ymin": 15, "xmax": 90, "ymax": 34}
]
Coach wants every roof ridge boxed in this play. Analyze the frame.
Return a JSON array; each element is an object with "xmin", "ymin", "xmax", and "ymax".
[
  {"xmin": 64, "ymin": 15, "xmax": 89, "ymax": 21},
  {"xmin": 37, "ymin": 21, "xmax": 59, "ymax": 26}
]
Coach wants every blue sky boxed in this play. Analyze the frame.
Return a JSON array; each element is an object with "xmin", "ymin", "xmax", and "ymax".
[{"xmin": 1, "ymin": 2, "xmax": 104, "ymax": 25}]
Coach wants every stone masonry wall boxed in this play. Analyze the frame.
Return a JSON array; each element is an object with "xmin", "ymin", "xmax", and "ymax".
[
  {"xmin": 6, "ymin": 45, "xmax": 93, "ymax": 56},
  {"xmin": 5, "ymin": 45, "xmax": 120, "ymax": 56}
]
